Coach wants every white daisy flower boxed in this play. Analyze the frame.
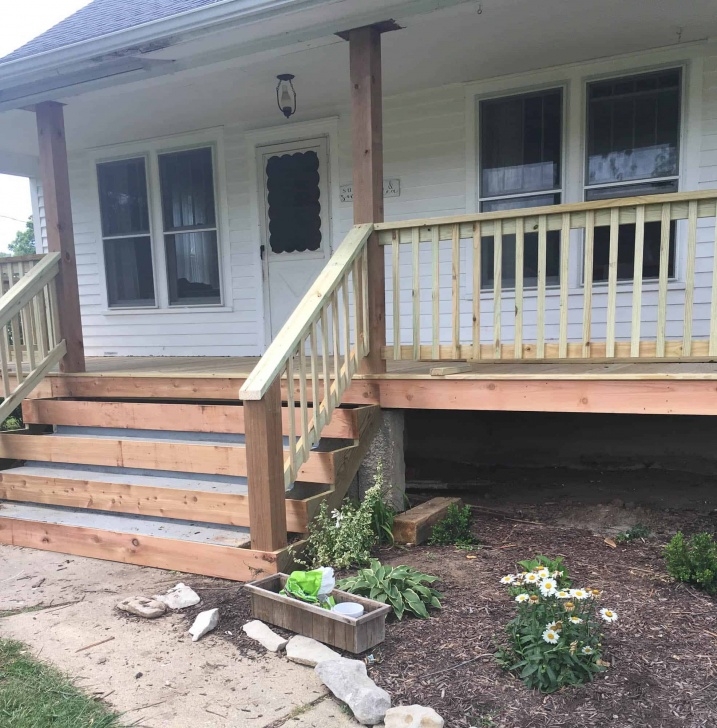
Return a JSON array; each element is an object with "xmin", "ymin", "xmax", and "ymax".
[
  {"xmin": 556, "ymin": 590, "xmax": 571, "ymax": 599},
  {"xmin": 524, "ymin": 573, "xmax": 539, "ymax": 584},
  {"xmin": 515, "ymin": 593, "xmax": 529, "ymax": 603},
  {"xmin": 536, "ymin": 567, "xmax": 550, "ymax": 579},
  {"xmin": 545, "ymin": 620, "xmax": 562, "ymax": 632},
  {"xmin": 581, "ymin": 646, "xmax": 595, "ymax": 655},
  {"xmin": 570, "ymin": 588, "xmax": 589, "ymax": 600},
  {"xmin": 569, "ymin": 616, "xmax": 583, "ymax": 624},
  {"xmin": 500, "ymin": 575, "xmax": 516, "ymax": 585},
  {"xmin": 539, "ymin": 578, "xmax": 557, "ymax": 597},
  {"xmin": 542, "ymin": 628, "xmax": 560, "ymax": 644},
  {"xmin": 600, "ymin": 608, "xmax": 618, "ymax": 623}
]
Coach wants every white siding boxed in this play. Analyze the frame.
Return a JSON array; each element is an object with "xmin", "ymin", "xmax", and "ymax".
[{"xmin": 58, "ymin": 46, "xmax": 717, "ymax": 357}]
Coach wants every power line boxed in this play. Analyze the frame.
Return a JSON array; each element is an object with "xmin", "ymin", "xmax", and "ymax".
[{"xmin": 0, "ymin": 213, "xmax": 27, "ymax": 224}]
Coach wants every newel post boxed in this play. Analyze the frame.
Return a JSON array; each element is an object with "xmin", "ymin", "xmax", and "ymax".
[
  {"xmin": 35, "ymin": 101, "xmax": 85, "ymax": 373},
  {"xmin": 244, "ymin": 378, "xmax": 288, "ymax": 552},
  {"xmin": 348, "ymin": 26, "xmax": 386, "ymax": 374}
]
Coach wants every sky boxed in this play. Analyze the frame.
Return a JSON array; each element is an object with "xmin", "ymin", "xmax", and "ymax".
[{"xmin": 0, "ymin": 0, "xmax": 92, "ymax": 251}]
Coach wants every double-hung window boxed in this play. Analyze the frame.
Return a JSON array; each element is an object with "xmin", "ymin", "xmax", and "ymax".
[
  {"xmin": 97, "ymin": 145, "xmax": 221, "ymax": 309},
  {"xmin": 478, "ymin": 88, "xmax": 563, "ymax": 288},
  {"xmin": 585, "ymin": 68, "xmax": 681, "ymax": 281}
]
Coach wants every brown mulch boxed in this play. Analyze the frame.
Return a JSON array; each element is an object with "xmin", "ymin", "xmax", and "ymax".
[{"xmin": 181, "ymin": 505, "xmax": 717, "ymax": 728}]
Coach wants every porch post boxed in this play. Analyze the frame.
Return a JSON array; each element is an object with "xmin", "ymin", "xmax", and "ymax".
[
  {"xmin": 245, "ymin": 378, "xmax": 288, "ymax": 552},
  {"xmin": 35, "ymin": 101, "xmax": 85, "ymax": 373},
  {"xmin": 349, "ymin": 26, "xmax": 386, "ymax": 374}
]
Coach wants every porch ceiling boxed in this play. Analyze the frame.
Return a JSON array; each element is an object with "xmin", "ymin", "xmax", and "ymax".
[{"xmin": 0, "ymin": 0, "xmax": 716, "ymax": 161}]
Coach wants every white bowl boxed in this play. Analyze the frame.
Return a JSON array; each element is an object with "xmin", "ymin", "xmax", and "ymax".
[{"xmin": 332, "ymin": 602, "xmax": 364, "ymax": 619}]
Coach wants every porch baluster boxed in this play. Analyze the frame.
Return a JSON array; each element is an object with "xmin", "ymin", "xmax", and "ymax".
[
  {"xmin": 682, "ymin": 200, "xmax": 698, "ymax": 355},
  {"xmin": 581, "ymin": 210, "xmax": 595, "ymax": 357},
  {"xmin": 656, "ymin": 203, "xmax": 671, "ymax": 357},
  {"xmin": 471, "ymin": 222, "xmax": 481, "ymax": 359},
  {"xmin": 558, "ymin": 212, "xmax": 570, "ymax": 358},
  {"xmin": 451, "ymin": 224, "xmax": 460, "ymax": 359},
  {"xmin": 606, "ymin": 207, "xmax": 620, "ymax": 358},
  {"xmin": 536, "ymin": 215, "xmax": 548, "ymax": 358},
  {"xmin": 630, "ymin": 206, "xmax": 646, "ymax": 357},
  {"xmin": 493, "ymin": 219, "xmax": 502, "ymax": 358},
  {"xmin": 412, "ymin": 228, "xmax": 420, "ymax": 360}
]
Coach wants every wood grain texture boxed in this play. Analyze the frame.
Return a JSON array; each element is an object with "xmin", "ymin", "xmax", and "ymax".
[
  {"xmin": 21, "ymin": 399, "xmax": 363, "ymax": 439},
  {"xmin": 392, "ymin": 496, "xmax": 463, "ymax": 545},
  {"xmin": 35, "ymin": 102, "xmax": 84, "ymax": 373},
  {"xmin": 0, "ymin": 516, "xmax": 285, "ymax": 581},
  {"xmin": 0, "ymin": 470, "xmax": 313, "ymax": 532}
]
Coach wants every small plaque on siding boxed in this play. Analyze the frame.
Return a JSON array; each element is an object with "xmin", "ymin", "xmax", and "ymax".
[{"xmin": 339, "ymin": 179, "xmax": 400, "ymax": 203}]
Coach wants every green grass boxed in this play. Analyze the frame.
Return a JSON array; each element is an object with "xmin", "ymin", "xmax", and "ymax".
[{"xmin": 0, "ymin": 638, "xmax": 123, "ymax": 728}]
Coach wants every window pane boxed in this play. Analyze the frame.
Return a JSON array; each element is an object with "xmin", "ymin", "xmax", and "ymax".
[
  {"xmin": 104, "ymin": 237, "xmax": 155, "ymax": 307},
  {"xmin": 480, "ymin": 194, "xmax": 561, "ymax": 288},
  {"xmin": 480, "ymin": 89, "xmax": 562, "ymax": 198},
  {"xmin": 266, "ymin": 150, "xmax": 322, "ymax": 254},
  {"xmin": 165, "ymin": 231, "xmax": 221, "ymax": 305},
  {"xmin": 587, "ymin": 181, "xmax": 678, "ymax": 282},
  {"xmin": 587, "ymin": 69, "xmax": 680, "ymax": 185},
  {"xmin": 97, "ymin": 158, "xmax": 150, "ymax": 237},
  {"xmin": 159, "ymin": 147, "xmax": 216, "ymax": 231}
]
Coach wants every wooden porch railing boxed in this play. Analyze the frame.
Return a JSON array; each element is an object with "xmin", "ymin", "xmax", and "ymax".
[
  {"xmin": 239, "ymin": 223, "xmax": 372, "ymax": 551},
  {"xmin": 0, "ymin": 252, "xmax": 65, "ymax": 422},
  {"xmin": 0, "ymin": 255, "xmax": 44, "ymax": 296},
  {"xmin": 376, "ymin": 190, "xmax": 717, "ymax": 362}
]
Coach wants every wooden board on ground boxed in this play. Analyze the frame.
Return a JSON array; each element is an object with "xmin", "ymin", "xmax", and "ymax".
[
  {"xmin": 429, "ymin": 363, "xmax": 472, "ymax": 376},
  {"xmin": 392, "ymin": 496, "xmax": 462, "ymax": 545}
]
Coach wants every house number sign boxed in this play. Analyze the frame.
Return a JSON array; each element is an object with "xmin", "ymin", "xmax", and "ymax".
[{"xmin": 339, "ymin": 179, "xmax": 400, "ymax": 203}]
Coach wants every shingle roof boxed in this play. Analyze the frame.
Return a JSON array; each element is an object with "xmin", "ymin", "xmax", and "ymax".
[{"xmin": 1, "ymin": 0, "xmax": 226, "ymax": 63}]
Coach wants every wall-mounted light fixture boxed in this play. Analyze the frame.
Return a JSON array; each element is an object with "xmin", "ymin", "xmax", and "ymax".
[{"xmin": 276, "ymin": 74, "xmax": 297, "ymax": 119}]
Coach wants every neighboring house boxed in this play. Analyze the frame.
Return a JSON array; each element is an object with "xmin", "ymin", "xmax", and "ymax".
[{"xmin": 0, "ymin": 0, "xmax": 715, "ymax": 577}]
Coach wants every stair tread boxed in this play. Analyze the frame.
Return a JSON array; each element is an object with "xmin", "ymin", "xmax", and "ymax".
[
  {"xmin": 0, "ymin": 501, "xmax": 251, "ymax": 546},
  {"xmin": 1, "ymin": 464, "xmax": 249, "ymax": 495}
]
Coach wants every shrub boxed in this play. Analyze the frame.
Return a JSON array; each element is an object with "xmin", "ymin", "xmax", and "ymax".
[
  {"xmin": 495, "ymin": 559, "xmax": 617, "ymax": 693},
  {"xmin": 428, "ymin": 503, "xmax": 478, "ymax": 547},
  {"xmin": 664, "ymin": 531, "xmax": 717, "ymax": 595},
  {"xmin": 369, "ymin": 463, "xmax": 395, "ymax": 545},
  {"xmin": 337, "ymin": 559, "xmax": 441, "ymax": 620},
  {"xmin": 296, "ymin": 484, "xmax": 389, "ymax": 570},
  {"xmin": 615, "ymin": 524, "xmax": 651, "ymax": 543}
]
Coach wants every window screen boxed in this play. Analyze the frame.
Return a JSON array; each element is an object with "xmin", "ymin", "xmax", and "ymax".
[
  {"xmin": 158, "ymin": 147, "xmax": 221, "ymax": 305},
  {"xmin": 97, "ymin": 157, "xmax": 155, "ymax": 307},
  {"xmin": 479, "ymin": 89, "xmax": 563, "ymax": 288},
  {"xmin": 585, "ymin": 69, "xmax": 681, "ymax": 281}
]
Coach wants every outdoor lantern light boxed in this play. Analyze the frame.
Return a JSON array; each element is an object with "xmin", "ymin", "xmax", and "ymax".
[{"xmin": 276, "ymin": 74, "xmax": 297, "ymax": 119}]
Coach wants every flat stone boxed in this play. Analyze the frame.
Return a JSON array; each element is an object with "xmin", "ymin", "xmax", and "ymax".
[
  {"xmin": 384, "ymin": 705, "xmax": 444, "ymax": 728},
  {"xmin": 315, "ymin": 658, "xmax": 390, "ymax": 725},
  {"xmin": 116, "ymin": 596, "xmax": 167, "ymax": 619},
  {"xmin": 242, "ymin": 620, "xmax": 288, "ymax": 652},
  {"xmin": 188, "ymin": 608, "xmax": 219, "ymax": 642},
  {"xmin": 153, "ymin": 583, "xmax": 200, "ymax": 610},
  {"xmin": 285, "ymin": 635, "xmax": 340, "ymax": 667}
]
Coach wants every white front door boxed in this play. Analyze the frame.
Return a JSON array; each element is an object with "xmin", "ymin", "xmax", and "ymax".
[{"xmin": 259, "ymin": 138, "xmax": 331, "ymax": 340}]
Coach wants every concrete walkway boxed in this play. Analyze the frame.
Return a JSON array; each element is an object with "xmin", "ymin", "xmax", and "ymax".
[{"xmin": 0, "ymin": 545, "xmax": 355, "ymax": 728}]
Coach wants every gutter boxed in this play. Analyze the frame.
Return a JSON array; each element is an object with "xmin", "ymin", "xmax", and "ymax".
[{"xmin": 0, "ymin": 0, "xmax": 341, "ymax": 85}]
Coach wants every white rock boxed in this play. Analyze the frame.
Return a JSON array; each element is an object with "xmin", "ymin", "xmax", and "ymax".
[
  {"xmin": 242, "ymin": 620, "xmax": 288, "ymax": 652},
  {"xmin": 384, "ymin": 705, "xmax": 444, "ymax": 728},
  {"xmin": 315, "ymin": 658, "xmax": 390, "ymax": 725},
  {"xmin": 153, "ymin": 583, "xmax": 200, "ymax": 610},
  {"xmin": 116, "ymin": 596, "xmax": 167, "ymax": 619},
  {"xmin": 188, "ymin": 608, "xmax": 219, "ymax": 642},
  {"xmin": 285, "ymin": 635, "xmax": 340, "ymax": 667}
]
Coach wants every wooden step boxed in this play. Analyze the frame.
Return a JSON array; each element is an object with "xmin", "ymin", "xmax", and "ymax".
[
  {"xmin": 43, "ymin": 374, "xmax": 379, "ymax": 405},
  {"xmin": 0, "ymin": 501, "xmax": 291, "ymax": 581},
  {"xmin": 0, "ymin": 433, "xmax": 354, "ymax": 484},
  {"xmin": 22, "ymin": 399, "xmax": 371, "ymax": 439},
  {"xmin": 0, "ymin": 465, "xmax": 324, "ymax": 532}
]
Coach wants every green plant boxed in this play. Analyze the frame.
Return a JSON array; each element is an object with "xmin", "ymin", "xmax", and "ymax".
[
  {"xmin": 615, "ymin": 524, "xmax": 651, "ymax": 543},
  {"xmin": 664, "ymin": 531, "xmax": 717, "ymax": 595},
  {"xmin": 369, "ymin": 463, "xmax": 395, "ymax": 545},
  {"xmin": 296, "ymin": 484, "xmax": 389, "ymax": 570},
  {"xmin": 517, "ymin": 555, "xmax": 571, "ymax": 587},
  {"xmin": 0, "ymin": 638, "xmax": 121, "ymax": 727},
  {"xmin": 428, "ymin": 503, "xmax": 478, "ymax": 547},
  {"xmin": 337, "ymin": 559, "xmax": 442, "ymax": 620},
  {"xmin": 495, "ymin": 558, "xmax": 617, "ymax": 693}
]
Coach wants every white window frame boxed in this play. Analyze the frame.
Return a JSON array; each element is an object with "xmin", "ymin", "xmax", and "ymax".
[
  {"xmin": 465, "ymin": 44, "xmax": 703, "ymax": 298},
  {"xmin": 89, "ymin": 128, "xmax": 232, "ymax": 314}
]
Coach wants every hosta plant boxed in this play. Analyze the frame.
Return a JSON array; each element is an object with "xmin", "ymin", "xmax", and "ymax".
[
  {"xmin": 337, "ymin": 559, "xmax": 442, "ymax": 620},
  {"xmin": 495, "ymin": 558, "xmax": 618, "ymax": 693}
]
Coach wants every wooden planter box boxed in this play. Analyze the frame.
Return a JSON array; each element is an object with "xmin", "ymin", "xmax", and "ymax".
[{"xmin": 244, "ymin": 573, "xmax": 391, "ymax": 654}]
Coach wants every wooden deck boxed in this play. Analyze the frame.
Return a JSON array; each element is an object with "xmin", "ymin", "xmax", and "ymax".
[{"xmin": 28, "ymin": 356, "xmax": 717, "ymax": 417}]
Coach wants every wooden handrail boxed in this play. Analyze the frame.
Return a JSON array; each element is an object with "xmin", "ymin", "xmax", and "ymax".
[
  {"xmin": 0, "ymin": 252, "xmax": 65, "ymax": 423},
  {"xmin": 378, "ymin": 190, "xmax": 717, "ymax": 364}
]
